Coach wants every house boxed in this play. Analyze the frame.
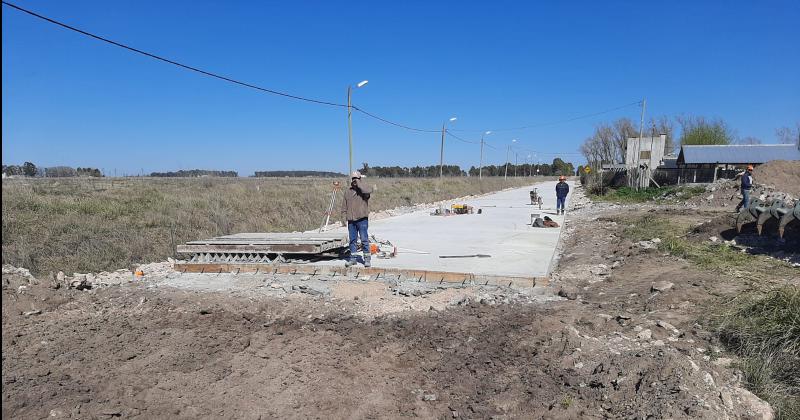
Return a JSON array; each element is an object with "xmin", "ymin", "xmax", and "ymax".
[
  {"xmin": 674, "ymin": 144, "xmax": 800, "ymax": 183},
  {"xmin": 677, "ymin": 144, "xmax": 800, "ymax": 168}
]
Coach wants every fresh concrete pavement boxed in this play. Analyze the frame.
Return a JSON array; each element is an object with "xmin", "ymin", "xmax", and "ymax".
[{"xmin": 329, "ymin": 180, "xmax": 573, "ymax": 278}]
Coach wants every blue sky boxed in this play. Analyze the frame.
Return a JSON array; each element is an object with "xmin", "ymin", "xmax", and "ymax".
[{"xmin": 3, "ymin": 0, "xmax": 798, "ymax": 175}]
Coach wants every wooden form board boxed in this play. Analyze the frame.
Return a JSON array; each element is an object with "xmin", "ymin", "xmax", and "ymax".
[
  {"xmin": 173, "ymin": 262, "xmax": 546, "ymax": 289},
  {"xmin": 180, "ymin": 232, "xmax": 349, "ymax": 255}
]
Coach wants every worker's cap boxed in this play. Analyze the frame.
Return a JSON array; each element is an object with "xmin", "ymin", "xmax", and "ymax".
[
  {"xmin": 351, "ymin": 170, "xmax": 362, "ymax": 179},
  {"xmin": 747, "ymin": 165, "xmax": 754, "ymax": 171},
  {"xmin": 559, "ymin": 175, "xmax": 567, "ymax": 181}
]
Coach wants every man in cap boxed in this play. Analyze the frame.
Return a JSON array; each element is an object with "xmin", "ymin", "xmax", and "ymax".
[
  {"xmin": 341, "ymin": 171, "xmax": 374, "ymax": 267},
  {"xmin": 555, "ymin": 175, "xmax": 569, "ymax": 215},
  {"xmin": 735, "ymin": 165, "xmax": 755, "ymax": 212}
]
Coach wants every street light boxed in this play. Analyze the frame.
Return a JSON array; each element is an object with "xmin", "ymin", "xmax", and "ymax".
[
  {"xmin": 479, "ymin": 131, "xmax": 492, "ymax": 179},
  {"xmin": 347, "ymin": 80, "xmax": 369, "ymax": 175},
  {"xmin": 439, "ymin": 117, "xmax": 457, "ymax": 179},
  {"xmin": 504, "ymin": 139, "xmax": 517, "ymax": 180}
]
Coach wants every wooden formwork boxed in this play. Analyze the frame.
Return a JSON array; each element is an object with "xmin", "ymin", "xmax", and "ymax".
[
  {"xmin": 172, "ymin": 262, "xmax": 547, "ymax": 289},
  {"xmin": 177, "ymin": 232, "xmax": 349, "ymax": 255}
]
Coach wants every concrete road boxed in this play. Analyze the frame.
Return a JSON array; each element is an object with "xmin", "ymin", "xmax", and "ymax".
[{"xmin": 331, "ymin": 180, "xmax": 572, "ymax": 278}]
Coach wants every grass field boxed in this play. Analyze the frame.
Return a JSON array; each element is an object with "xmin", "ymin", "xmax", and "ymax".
[
  {"xmin": 2, "ymin": 176, "xmax": 546, "ymax": 276},
  {"xmin": 590, "ymin": 185, "xmax": 707, "ymax": 204}
]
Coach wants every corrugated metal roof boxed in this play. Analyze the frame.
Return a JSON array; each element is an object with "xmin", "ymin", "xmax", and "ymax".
[{"xmin": 678, "ymin": 144, "xmax": 800, "ymax": 164}]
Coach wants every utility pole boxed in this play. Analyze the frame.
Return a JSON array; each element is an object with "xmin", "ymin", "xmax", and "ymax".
[
  {"xmin": 439, "ymin": 122, "xmax": 446, "ymax": 179},
  {"xmin": 514, "ymin": 153, "xmax": 518, "ymax": 177},
  {"xmin": 635, "ymin": 98, "xmax": 646, "ymax": 190},
  {"xmin": 504, "ymin": 145, "xmax": 510, "ymax": 180},
  {"xmin": 439, "ymin": 117, "xmax": 457, "ymax": 179},
  {"xmin": 347, "ymin": 85, "xmax": 353, "ymax": 176},
  {"xmin": 479, "ymin": 135, "xmax": 484, "ymax": 179},
  {"xmin": 346, "ymin": 80, "xmax": 368, "ymax": 176}
]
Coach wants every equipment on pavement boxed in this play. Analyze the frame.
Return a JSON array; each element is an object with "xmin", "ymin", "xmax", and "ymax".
[
  {"xmin": 451, "ymin": 203, "xmax": 474, "ymax": 214},
  {"xmin": 439, "ymin": 254, "xmax": 492, "ymax": 258},
  {"xmin": 529, "ymin": 188, "xmax": 543, "ymax": 209}
]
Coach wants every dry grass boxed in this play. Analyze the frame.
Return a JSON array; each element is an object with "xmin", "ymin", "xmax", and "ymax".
[{"xmin": 2, "ymin": 176, "xmax": 546, "ymax": 275}]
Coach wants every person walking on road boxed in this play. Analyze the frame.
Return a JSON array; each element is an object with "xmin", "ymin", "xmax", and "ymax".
[
  {"xmin": 555, "ymin": 175, "xmax": 569, "ymax": 215},
  {"xmin": 341, "ymin": 171, "xmax": 373, "ymax": 267},
  {"xmin": 735, "ymin": 165, "xmax": 755, "ymax": 212}
]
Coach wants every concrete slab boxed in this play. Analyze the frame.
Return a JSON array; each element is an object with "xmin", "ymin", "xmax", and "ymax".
[{"xmin": 325, "ymin": 180, "xmax": 573, "ymax": 278}]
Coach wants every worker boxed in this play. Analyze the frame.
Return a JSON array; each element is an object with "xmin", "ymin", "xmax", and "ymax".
[
  {"xmin": 341, "ymin": 170, "xmax": 373, "ymax": 267},
  {"xmin": 735, "ymin": 165, "xmax": 755, "ymax": 212},
  {"xmin": 555, "ymin": 175, "xmax": 569, "ymax": 215}
]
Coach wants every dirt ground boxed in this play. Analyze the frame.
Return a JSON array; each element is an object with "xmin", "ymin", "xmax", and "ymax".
[{"xmin": 3, "ymin": 186, "xmax": 797, "ymax": 419}]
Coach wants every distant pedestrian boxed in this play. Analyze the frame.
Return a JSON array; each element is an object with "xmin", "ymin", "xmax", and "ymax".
[
  {"xmin": 555, "ymin": 175, "xmax": 569, "ymax": 215},
  {"xmin": 735, "ymin": 165, "xmax": 755, "ymax": 212},
  {"xmin": 341, "ymin": 171, "xmax": 373, "ymax": 267}
]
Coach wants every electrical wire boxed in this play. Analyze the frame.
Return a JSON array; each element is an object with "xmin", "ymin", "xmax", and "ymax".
[
  {"xmin": 2, "ymin": 1, "xmax": 642, "ymax": 140},
  {"xmin": 444, "ymin": 131, "xmax": 480, "ymax": 144},
  {"xmin": 350, "ymin": 107, "xmax": 439, "ymax": 133},
  {"xmin": 451, "ymin": 101, "xmax": 642, "ymax": 133},
  {"xmin": 1, "ymin": 1, "xmax": 352, "ymax": 108},
  {"xmin": 2, "ymin": 0, "xmax": 450, "ymax": 133}
]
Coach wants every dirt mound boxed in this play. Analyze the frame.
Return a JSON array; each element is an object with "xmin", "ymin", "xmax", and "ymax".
[{"xmin": 752, "ymin": 160, "xmax": 800, "ymax": 197}]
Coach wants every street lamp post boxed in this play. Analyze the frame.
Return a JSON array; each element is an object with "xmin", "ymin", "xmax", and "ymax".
[
  {"xmin": 439, "ymin": 117, "xmax": 457, "ymax": 179},
  {"xmin": 479, "ymin": 131, "xmax": 491, "ymax": 179},
  {"xmin": 504, "ymin": 139, "xmax": 517, "ymax": 180},
  {"xmin": 347, "ymin": 80, "xmax": 369, "ymax": 175}
]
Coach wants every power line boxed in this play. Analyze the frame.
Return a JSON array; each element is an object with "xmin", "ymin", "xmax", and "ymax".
[
  {"xmin": 351, "ymin": 107, "xmax": 438, "ymax": 133},
  {"xmin": 1, "ymin": 1, "xmax": 351, "ymax": 108},
  {"xmin": 451, "ymin": 101, "xmax": 642, "ymax": 133},
  {"xmin": 3, "ymin": 1, "xmax": 641, "ymax": 139},
  {"xmin": 445, "ymin": 131, "xmax": 480, "ymax": 144},
  {"xmin": 2, "ymin": 0, "xmax": 448, "ymax": 133},
  {"xmin": 3, "ymin": 1, "xmax": 450, "ymax": 133}
]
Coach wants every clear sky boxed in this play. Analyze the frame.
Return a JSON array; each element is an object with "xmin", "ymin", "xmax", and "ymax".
[{"xmin": 3, "ymin": 0, "xmax": 798, "ymax": 175}]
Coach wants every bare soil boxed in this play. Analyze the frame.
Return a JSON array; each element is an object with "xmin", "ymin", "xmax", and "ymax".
[
  {"xmin": 3, "ymin": 190, "xmax": 793, "ymax": 419},
  {"xmin": 752, "ymin": 160, "xmax": 800, "ymax": 197}
]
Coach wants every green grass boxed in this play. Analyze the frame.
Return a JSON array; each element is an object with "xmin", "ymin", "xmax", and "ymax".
[
  {"xmin": 621, "ymin": 214, "xmax": 795, "ymax": 278},
  {"xmin": 711, "ymin": 288, "xmax": 800, "ymax": 419},
  {"xmin": 2, "ymin": 176, "xmax": 545, "ymax": 275},
  {"xmin": 591, "ymin": 185, "xmax": 706, "ymax": 204}
]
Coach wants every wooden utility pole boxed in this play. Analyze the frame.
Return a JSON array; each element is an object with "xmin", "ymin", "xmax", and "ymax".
[
  {"xmin": 479, "ymin": 134, "xmax": 485, "ymax": 179},
  {"xmin": 635, "ymin": 98, "xmax": 647, "ymax": 190},
  {"xmin": 347, "ymin": 86, "xmax": 353, "ymax": 176},
  {"xmin": 439, "ymin": 122, "xmax": 446, "ymax": 179}
]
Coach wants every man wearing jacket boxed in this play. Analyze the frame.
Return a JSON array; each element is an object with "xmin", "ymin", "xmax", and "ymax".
[
  {"xmin": 735, "ymin": 165, "xmax": 754, "ymax": 212},
  {"xmin": 341, "ymin": 171, "xmax": 373, "ymax": 267},
  {"xmin": 555, "ymin": 175, "xmax": 569, "ymax": 215}
]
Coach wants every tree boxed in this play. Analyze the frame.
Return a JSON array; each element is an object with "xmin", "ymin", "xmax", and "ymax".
[
  {"xmin": 775, "ymin": 123, "xmax": 800, "ymax": 144},
  {"xmin": 649, "ymin": 116, "xmax": 676, "ymax": 155},
  {"xmin": 677, "ymin": 116, "xmax": 734, "ymax": 146},
  {"xmin": 22, "ymin": 162, "xmax": 37, "ymax": 177},
  {"xmin": 551, "ymin": 158, "xmax": 574, "ymax": 176}
]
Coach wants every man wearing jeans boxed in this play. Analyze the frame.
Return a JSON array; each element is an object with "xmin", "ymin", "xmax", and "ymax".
[
  {"xmin": 341, "ymin": 171, "xmax": 373, "ymax": 267},
  {"xmin": 555, "ymin": 175, "xmax": 569, "ymax": 215},
  {"xmin": 735, "ymin": 165, "xmax": 754, "ymax": 212}
]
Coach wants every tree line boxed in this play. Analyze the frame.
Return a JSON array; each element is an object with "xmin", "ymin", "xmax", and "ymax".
[
  {"xmin": 149, "ymin": 169, "xmax": 238, "ymax": 177},
  {"xmin": 581, "ymin": 116, "xmax": 799, "ymax": 165},
  {"xmin": 254, "ymin": 171, "xmax": 345, "ymax": 177},
  {"xmin": 360, "ymin": 158, "xmax": 575, "ymax": 178},
  {"xmin": 2, "ymin": 162, "xmax": 103, "ymax": 177}
]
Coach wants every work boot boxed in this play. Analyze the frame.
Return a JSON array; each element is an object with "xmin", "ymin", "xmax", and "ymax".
[
  {"xmin": 345, "ymin": 258, "xmax": 357, "ymax": 268},
  {"xmin": 363, "ymin": 253, "xmax": 372, "ymax": 268}
]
